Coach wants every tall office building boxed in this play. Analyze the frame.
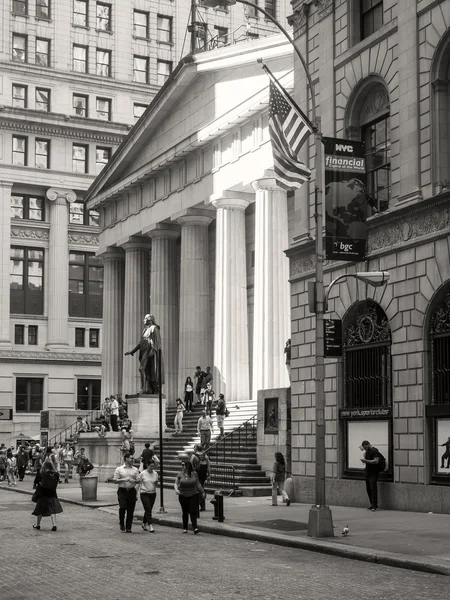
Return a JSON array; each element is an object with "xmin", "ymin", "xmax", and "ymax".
[{"xmin": 0, "ymin": 0, "xmax": 288, "ymax": 446}]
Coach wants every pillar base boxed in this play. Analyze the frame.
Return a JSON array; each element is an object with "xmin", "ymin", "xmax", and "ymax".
[
  {"xmin": 127, "ymin": 394, "xmax": 166, "ymax": 438},
  {"xmin": 307, "ymin": 505, "xmax": 334, "ymax": 538}
]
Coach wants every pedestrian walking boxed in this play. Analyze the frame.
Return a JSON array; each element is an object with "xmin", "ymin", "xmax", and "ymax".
[
  {"xmin": 138, "ymin": 460, "xmax": 158, "ymax": 532},
  {"xmin": 215, "ymin": 393, "xmax": 227, "ymax": 438},
  {"xmin": 110, "ymin": 396, "xmax": 119, "ymax": 432},
  {"xmin": 174, "ymin": 460, "xmax": 205, "ymax": 533},
  {"xmin": 16, "ymin": 446, "xmax": 29, "ymax": 482},
  {"xmin": 203, "ymin": 382, "xmax": 215, "ymax": 417},
  {"xmin": 0, "ymin": 449, "xmax": 7, "ymax": 481},
  {"xmin": 194, "ymin": 366, "xmax": 205, "ymax": 404},
  {"xmin": 360, "ymin": 440, "xmax": 382, "ymax": 511},
  {"xmin": 197, "ymin": 410, "xmax": 214, "ymax": 449},
  {"xmin": 272, "ymin": 452, "xmax": 290, "ymax": 506},
  {"xmin": 32, "ymin": 449, "xmax": 63, "ymax": 531},
  {"xmin": 174, "ymin": 398, "xmax": 186, "ymax": 435},
  {"xmin": 33, "ymin": 448, "xmax": 43, "ymax": 489},
  {"xmin": 184, "ymin": 377, "xmax": 194, "ymax": 412},
  {"xmin": 190, "ymin": 444, "xmax": 210, "ymax": 511},
  {"xmin": 139, "ymin": 442, "xmax": 159, "ymax": 471},
  {"xmin": 61, "ymin": 443, "xmax": 74, "ymax": 483},
  {"xmin": 6, "ymin": 450, "xmax": 17, "ymax": 487},
  {"xmin": 113, "ymin": 453, "xmax": 140, "ymax": 532}
]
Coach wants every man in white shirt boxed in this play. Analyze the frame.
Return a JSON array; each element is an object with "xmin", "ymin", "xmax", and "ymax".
[
  {"xmin": 197, "ymin": 410, "xmax": 214, "ymax": 449},
  {"xmin": 113, "ymin": 453, "xmax": 140, "ymax": 532},
  {"xmin": 110, "ymin": 396, "xmax": 119, "ymax": 432}
]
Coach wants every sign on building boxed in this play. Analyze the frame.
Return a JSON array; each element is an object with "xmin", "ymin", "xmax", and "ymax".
[{"xmin": 324, "ymin": 318, "xmax": 343, "ymax": 357}]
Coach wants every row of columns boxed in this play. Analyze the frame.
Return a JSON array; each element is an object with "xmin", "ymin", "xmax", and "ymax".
[{"xmin": 103, "ymin": 172, "xmax": 291, "ymax": 404}]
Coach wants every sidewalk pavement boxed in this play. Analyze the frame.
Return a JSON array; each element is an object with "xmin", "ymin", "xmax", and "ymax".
[{"xmin": 2, "ymin": 478, "xmax": 450, "ymax": 577}]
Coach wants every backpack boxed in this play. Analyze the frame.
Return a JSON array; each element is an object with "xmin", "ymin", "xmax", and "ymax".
[
  {"xmin": 129, "ymin": 441, "xmax": 135, "ymax": 455},
  {"xmin": 41, "ymin": 469, "xmax": 59, "ymax": 490},
  {"xmin": 80, "ymin": 458, "xmax": 94, "ymax": 475},
  {"xmin": 376, "ymin": 452, "xmax": 386, "ymax": 472}
]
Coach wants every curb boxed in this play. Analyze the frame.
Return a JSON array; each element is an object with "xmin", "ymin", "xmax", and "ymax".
[{"xmin": 2, "ymin": 484, "xmax": 449, "ymax": 576}]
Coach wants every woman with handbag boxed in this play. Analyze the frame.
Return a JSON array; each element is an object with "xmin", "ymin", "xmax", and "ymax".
[
  {"xmin": 32, "ymin": 448, "xmax": 63, "ymax": 531},
  {"xmin": 174, "ymin": 460, "xmax": 205, "ymax": 534}
]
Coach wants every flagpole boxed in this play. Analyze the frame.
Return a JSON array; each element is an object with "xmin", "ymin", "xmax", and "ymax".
[{"xmin": 205, "ymin": 0, "xmax": 334, "ymax": 537}]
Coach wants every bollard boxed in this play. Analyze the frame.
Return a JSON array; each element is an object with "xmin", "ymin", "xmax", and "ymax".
[{"xmin": 210, "ymin": 490, "xmax": 225, "ymax": 522}]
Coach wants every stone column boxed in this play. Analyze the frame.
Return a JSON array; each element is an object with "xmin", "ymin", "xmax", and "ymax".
[
  {"xmin": 121, "ymin": 237, "xmax": 151, "ymax": 396},
  {"xmin": 46, "ymin": 188, "xmax": 77, "ymax": 349},
  {"xmin": 100, "ymin": 249, "xmax": 125, "ymax": 398},
  {"xmin": 174, "ymin": 209, "xmax": 213, "ymax": 393},
  {"xmin": 0, "ymin": 181, "xmax": 13, "ymax": 346},
  {"xmin": 252, "ymin": 174, "xmax": 291, "ymax": 396},
  {"xmin": 145, "ymin": 224, "xmax": 180, "ymax": 406},
  {"xmin": 397, "ymin": 0, "xmax": 422, "ymax": 205},
  {"xmin": 208, "ymin": 192, "xmax": 251, "ymax": 402}
]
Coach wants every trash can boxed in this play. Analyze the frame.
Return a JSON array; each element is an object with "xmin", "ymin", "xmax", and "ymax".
[
  {"xmin": 210, "ymin": 490, "xmax": 225, "ymax": 522},
  {"xmin": 80, "ymin": 475, "xmax": 98, "ymax": 501}
]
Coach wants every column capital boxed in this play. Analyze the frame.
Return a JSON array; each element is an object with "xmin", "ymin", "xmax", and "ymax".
[
  {"xmin": 207, "ymin": 190, "xmax": 252, "ymax": 211},
  {"xmin": 252, "ymin": 170, "xmax": 286, "ymax": 192},
  {"xmin": 143, "ymin": 223, "xmax": 180, "ymax": 239},
  {"xmin": 46, "ymin": 188, "xmax": 77, "ymax": 204},
  {"xmin": 172, "ymin": 208, "xmax": 214, "ymax": 227},
  {"xmin": 0, "ymin": 180, "xmax": 14, "ymax": 190},
  {"xmin": 118, "ymin": 235, "xmax": 151, "ymax": 251},
  {"xmin": 97, "ymin": 247, "xmax": 125, "ymax": 262}
]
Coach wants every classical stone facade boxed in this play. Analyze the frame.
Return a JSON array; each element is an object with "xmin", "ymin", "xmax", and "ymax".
[
  {"xmin": 287, "ymin": 0, "xmax": 450, "ymax": 511},
  {"xmin": 87, "ymin": 35, "xmax": 294, "ymax": 408}
]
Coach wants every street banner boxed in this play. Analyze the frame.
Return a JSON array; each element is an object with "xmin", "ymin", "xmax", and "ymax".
[
  {"xmin": 324, "ymin": 318, "xmax": 343, "ymax": 358},
  {"xmin": 323, "ymin": 137, "xmax": 367, "ymax": 261}
]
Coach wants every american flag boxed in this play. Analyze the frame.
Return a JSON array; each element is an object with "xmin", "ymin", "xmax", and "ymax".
[{"xmin": 268, "ymin": 79, "xmax": 312, "ymax": 190}]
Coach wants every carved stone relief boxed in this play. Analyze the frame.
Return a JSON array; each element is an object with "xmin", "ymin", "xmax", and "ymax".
[
  {"xmin": 68, "ymin": 233, "xmax": 99, "ymax": 246},
  {"xmin": 11, "ymin": 227, "xmax": 49, "ymax": 241},
  {"xmin": 344, "ymin": 303, "xmax": 391, "ymax": 347}
]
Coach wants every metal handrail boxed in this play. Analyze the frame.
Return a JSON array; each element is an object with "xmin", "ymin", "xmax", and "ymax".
[
  {"xmin": 199, "ymin": 24, "xmax": 254, "ymax": 52},
  {"xmin": 208, "ymin": 463, "xmax": 236, "ymax": 491},
  {"xmin": 48, "ymin": 400, "xmax": 108, "ymax": 448},
  {"xmin": 207, "ymin": 413, "xmax": 257, "ymax": 464}
]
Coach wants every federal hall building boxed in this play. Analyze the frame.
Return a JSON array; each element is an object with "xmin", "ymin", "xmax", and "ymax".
[{"xmin": 89, "ymin": 0, "xmax": 450, "ymax": 511}]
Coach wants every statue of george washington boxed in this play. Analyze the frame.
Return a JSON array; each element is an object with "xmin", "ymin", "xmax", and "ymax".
[{"xmin": 125, "ymin": 314, "xmax": 164, "ymax": 394}]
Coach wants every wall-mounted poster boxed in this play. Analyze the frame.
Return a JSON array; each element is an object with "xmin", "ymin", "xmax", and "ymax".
[
  {"xmin": 264, "ymin": 397, "xmax": 279, "ymax": 434},
  {"xmin": 40, "ymin": 431, "xmax": 48, "ymax": 447},
  {"xmin": 347, "ymin": 420, "xmax": 390, "ymax": 470},
  {"xmin": 436, "ymin": 418, "xmax": 450, "ymax": 474}
]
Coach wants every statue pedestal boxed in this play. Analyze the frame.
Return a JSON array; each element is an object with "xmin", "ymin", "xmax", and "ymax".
[{"xmin": 127, "ymin": 393, "xmax": 166, "ymax": 438}]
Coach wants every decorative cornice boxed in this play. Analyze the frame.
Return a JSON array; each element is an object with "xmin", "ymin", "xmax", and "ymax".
[
  {"xmin": 288, "ymin": 2, "xmax": 310, "ymax": 33},
  {"xmin": 0, "ymin": 350, "xmax": 101, "ymax": 365},
  {"xmin": 11, "ymin": 227, "xmax": 49, "ymax": 241},
  {"xmin": 0, "ymin": 118, "xmax": 125, "ymax": 145},
  {"xmin": 315, "ymin": 0, "xmax": 334, "ymax": 20},
  {"xmin": 68, "ymin": 233, "xmax": 99, "ymax": 246}
]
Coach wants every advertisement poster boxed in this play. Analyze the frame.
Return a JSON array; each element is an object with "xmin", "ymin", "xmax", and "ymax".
[
  {"xmin": 347, "ymin": 420, "xmax": 389, "ymax": 470},
  {"xmin": 324, "ymin": 137, "xmax": 367, "ymax": 261},
  {"xmin": 436, "ymin": 418, "xmax": 450, "ymax": 474}
]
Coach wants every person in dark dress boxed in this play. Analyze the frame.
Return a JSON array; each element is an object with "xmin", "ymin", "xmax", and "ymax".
[{"xmin": 32, "ymin": 450, "xmax": 63, "ymax": 531}]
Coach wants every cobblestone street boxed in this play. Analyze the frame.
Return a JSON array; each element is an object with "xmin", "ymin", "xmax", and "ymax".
[{"xmin": 0, "ymin": 489, "xmax": 448, "ymax": 600}]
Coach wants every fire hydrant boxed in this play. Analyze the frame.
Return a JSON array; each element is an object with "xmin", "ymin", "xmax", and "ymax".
[{"xmin": 210, "ymin": 490, "xmax": 225, "ymax": 522}]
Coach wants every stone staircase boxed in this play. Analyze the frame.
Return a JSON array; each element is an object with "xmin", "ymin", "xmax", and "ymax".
[{"xmin": 160, "ymin": 402, "xmax": 271, "ymax": 496}]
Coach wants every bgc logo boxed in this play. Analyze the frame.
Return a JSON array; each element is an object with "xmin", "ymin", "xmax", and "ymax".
[
  {"xmin": 334, "ymin": 241, "xmax": 354, "ymax": 252},
  {"xmin": 335, "ymin": 143, "xmax": 353, "ymax": 152}
]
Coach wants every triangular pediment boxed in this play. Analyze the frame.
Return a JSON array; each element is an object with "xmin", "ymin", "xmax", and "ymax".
[{"xmin": 86, "ymin": 34, "xmax": 292, "ymax": 205}]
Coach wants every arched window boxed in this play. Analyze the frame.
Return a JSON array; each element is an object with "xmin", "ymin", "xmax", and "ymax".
[
  {"xmin": 431, "ymin": 35, "xmax": 450, "ymax": 192},
  {"xmin": 340, "ymin": 300, "xmax": 392, "ymax": 479},
  {"xmin": 427, "ymin": 287, "xmax": 450, "ymax": 483},
  {"xmin": 346, "ymin": 80, "xmax": 390, "ymax": 215}
]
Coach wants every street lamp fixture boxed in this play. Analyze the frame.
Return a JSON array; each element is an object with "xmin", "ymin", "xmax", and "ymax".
[
  {"xmin": 202, "ymin": 0, "xmax": 237, "ymax": 7},
  {"xmin": 324, "ymin": 271, "xmax": 390, "ymax": 312}
]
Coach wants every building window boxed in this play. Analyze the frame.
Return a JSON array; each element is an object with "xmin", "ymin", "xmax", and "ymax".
[
  {"xmin": 133, "ymin": 56, "xmax": 148, "ymax": 83},
  {"xmin": 74, "ymin": 0, "xmax": 88, "ymax": 26},
  {"xmin": 96, "ymin": 49, "xmax": 111, "ymax": 77},
  {"xmin": 11, "ymin": 195, "xmax": 45, "ymax": 221},
  {"xmin": 89, "ymin": 329, "xmax": 99, "ymax": 348},
  {"xmin": 69, "ymin": 202, "xmax": 99, "ymax": 226},
  {"xmin": 36, "ymin": 38, "xmax": 50, "ymax": 67},
  {"xmin": 69, "ymin": 252, "xmax": 103, "ymax": 318},
  {"xmin": 96, "ymin": 147, "xmax": 111, "ymax": 174},
  {"xmin": 13, "ymin": 0, "xmax": 28, "ymax": 15},
  {"xmin": 72, "ymin": 144, "xmax": 88, "ymax": 173},
  {"xmin": 36, "ymin": 0, "xmax": 50, "ymax": 19},
  {"xmin": 16, "ymin": 377, "xmax": 44, "ymax": 413},
  {"xmin": 214, "ymin": 26, "xmax": 228, "ymax": 46},
  {"xmin": 77, "ymin": 379, "xmax": 101, "ymax": 411},
  {"xmin": 73, "ymin": 94, "xmax": 88, "ymax": 117},
  {"xmin": 134, "ymin": 103, "xmax": 147, "ymax": 120},
  {"xmin": 134, "ymin": 10, "xmax": 149, "ymax": 38},
  {"xmin": 96, "ymin": 97, "xmax": 111, "ymax": 121},
  {"xmin": 12, "ymin": 84, "xmax": 27, "ymax": 108},
  {"xmin": 12, "ymin": 34, "xmax": 27, "ymax": 63},
  {"xmin": 362, "ymin": 115, "xmax": 390, "ymax": 214},
  {"xmin": 157, "ymin": 60, "xmax": 172, "ymax": 86},
  {"xmin": 35, "ymin": 139, "xmax": 50, "ymax": 169},
  {"xmin": 264, "ymin": 0, "xmax": 276, "ymax": 18},
  {"xmin": 35, "ymin": 88, "xmax": 50, "ymax": 111},
  {"xmin": 15, "ymin": 324, "xmax": 25, "ymax": 345},
  {"xmin": 97, "ymin": 2, "xmax": 111, "ymax": 31},
  {"xmin": 28, "ymin": 325, "xmax": 38, "ymax": 345},
  {"xmin": 245, "ymin": 2, "xmax": 258, "ymax": 18},
  {"xmin": 361, "ymin": 0, "xmax": 383, "ymax": 40},
  {"xmin": 73, "ymin": 45, "xmax": 88, "ymax": 73},
  {"xmin": 10, "ymin": 247, "xmax": 44, "ymax": 315},
  {"xmin": 12, "ymin": 135, "xmax": 27, "ymax": 166},
  {"xmin": 75, "ymin": 327, "xmax": 85, "ymax": 347},
  {"xmin": 157, "ymin": 15, "xmax": 172, "ymax": 43}
]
